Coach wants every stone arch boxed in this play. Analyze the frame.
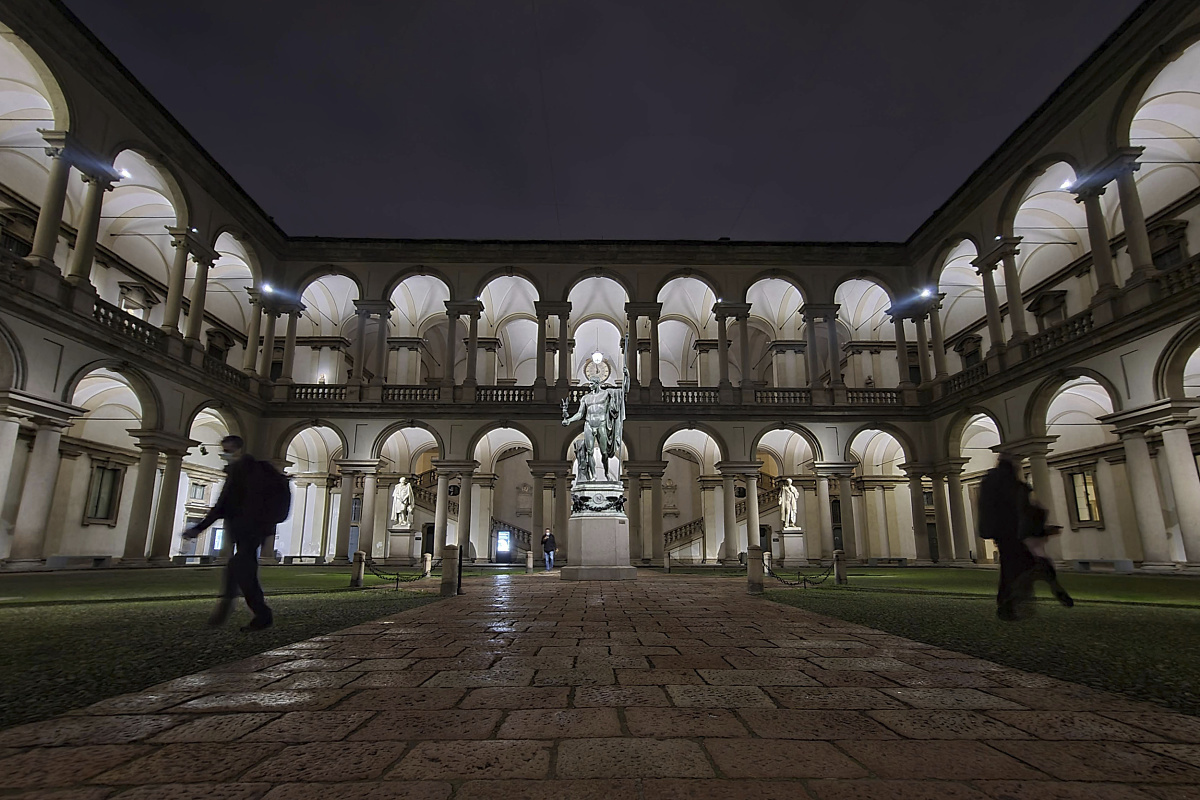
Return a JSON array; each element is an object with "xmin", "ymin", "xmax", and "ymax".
[
  {"xmin": 182, "ymin": 401, "xmax": 245, "ymax": 440},
  {"xmin": 0, "ymin": 315, "xmax": 27, "ymax": 390},
  {"xmin": 105, "ymin": 143, "xmax": 191, "ymax": 227},
  {"xmin": 831, "ymin": 270, "xmax": 899, "ymax": 305},
  {"xmin": 1109, "ymin": 24, "xmax": 1200, "ymax": 151},
  {"xmin": 1155, "ymin": 319, "xmax": 1200, "ymax": 401},
  {"xmin": 0, "ymin": 23, "xmax": 71, "ymax": 127},
  {"xmin": 384, "ymin": 266, "xmax": 458, "ymax": 304},
  {"xmin": 371, "ymin": 420, "xmax": 446, "ymax": 461},
  {"xmin": 996, "ymin": 153, "xmax": 1084, "ymax": 237},
  {"xmin": 61, "ymin": 360, "xmax": 162, "ymax": 430},
  {"xmin": 944, "ymin": 406, "xmax": 1006, "ymax": 460},
  {"xmin": 742, "ymin": 269, "xmax": 813, "ymax": 305},
  {"xmin": 655, "ymin": 423, "xmax": 725, "ymax": 464},
  {"xmin": 652, "ymin": 268, "xmax": 725, "ymax": 302},
  {"xmin": 842, "ymin": 422, "xmax": 915, "ymax": 465},
  {"xmin": 927, "ymin": 232, "xmax": 984, "ymax": 284},
  {"xmin": 563, "ymin": 267, "xmax": 634, "ymax": 302},
  {"xmin": 295, "ymin": 264, "xmax": 366, "ymax": 299},
  {"xmin": 210, "ymin": 225, "xmax": 263, "ymax": 285},
  {"xmin": 1024, "ymin": 368, "xmax": 1123, "ymax": 438},
  {"xmin": 468, "ymin": 420, "xmax": 543, "ymax": 464},
  {"xmin": 749, "ymin": 423, "xmax": 823, "ymax": 464},
  {"xmin": 273, "ymin": 419, "xmax": 349, "ymax": 463},
  {"xmin": 471, "ymin": 266, "xmax": 544, "ymax": 301}
]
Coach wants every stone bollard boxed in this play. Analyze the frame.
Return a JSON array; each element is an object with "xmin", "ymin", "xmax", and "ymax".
[
  {"xmin": 834, "ymin": 549, "xmax": 848, "ymax": 585},
  {"xmin": 747, "ymin": 544, "xmax": 764, "ymax": 595},
  {"xmin": 440, "ymin": 545, "xmax": 459, "ymax": 597},
  {"xmin": 763, "ymin": 550, "xmax": 772, "ymax": 576},
  {"xmin": 663, "ymin": 553, "xmax": 671, "ymax": 573},
  {"xmin": 422, "ymin": 552, "xmax": 432, "ymax": 577},
  {"xmin": 350, "ymin": 550, "xmax": 366, "ymax": 588},
  {"xmin": 525, "ymin": 551, "xmax": 534, "ymax": 574}
]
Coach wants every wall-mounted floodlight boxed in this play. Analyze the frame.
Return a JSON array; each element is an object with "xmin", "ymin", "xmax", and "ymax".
[
  {"xmin": 995, "ymin": 235, "xmax": 1002, "ymax": 241},
  {"xmin": 1059, "ymin": 179, "xmax": 1074, "ymax": 191},
  {"xmin": 117, "ymin": 168, "xmax": 131, "ymax": 180},
  {"xmin": 189, "ymin": 226, "xmax": 198, "ymax": 234},
  {"xmin": 262, "ymin": 283, "xmax": 274, "ymax": 293},
  {"xmin": 920, "ymin": 288, "xmax": 933, "ymax": 298}
]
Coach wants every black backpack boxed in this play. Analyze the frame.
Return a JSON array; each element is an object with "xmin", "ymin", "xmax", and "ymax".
[{"xmin": 255, "ymin": 459, "xmax": 292, "ymax": 524}]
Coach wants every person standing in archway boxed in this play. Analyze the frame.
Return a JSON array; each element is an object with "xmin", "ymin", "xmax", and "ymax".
[{"xmin": 541, "ymin": 527, "xmax": 557, "ymax": 571}]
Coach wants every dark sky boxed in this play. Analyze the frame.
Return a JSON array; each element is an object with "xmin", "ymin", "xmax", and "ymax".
[{"xmin": 63, "ymin": 0, "xmax": 1145, "ymax": 241}]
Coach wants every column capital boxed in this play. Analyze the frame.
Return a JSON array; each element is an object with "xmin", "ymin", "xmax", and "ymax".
[
  {"xmin": 898, "ymin": 462, "xmax": 932, "ymax": 478},
  {"xmin": 713, "ymin": 301, "xmax": 751, "ymax": 321},
  {"xmin": 715, "ymin": 460, "xmax": 762, "ymax": 477},
  {"xmin": 801, "ymin": 303, "xmax": 839, "ymax": 321},
  {"xmin": 355, "ymin": 299, "xmax": 394, "ymax": 317},
  {"xmin": 128, "ymin": 429, "xmax": 197, "ymax": 454},
  {"xmin": 813, "ymin": 461, "xmax": 857, "ymax": 477},
  {"xmin": 534, "ymin": 300, "xmax": 572, "ymax": 318},
  {"xmin": 38, "ymin": 129, "xmax": 71, "ymax": 160},
  {"xmin": 0, "ymin": 390, "xmax": 84, "ymax": 424},
  {"xmin": 1084, "ymin": 146, "xmax": 1147, "ymax": 183},
  {"xmin": 1072, "ymin": 182, "xmax": 1107, "ymax": 202},
  {"xmin": 998, "ymin": 436, "xmax": 1057, "ymax": 459},
  {"xmin": 430, "ymin": 458, "xmax": 480, "ymax": 477},
  {"xmin": 698, "ymin": 476, "xmax": 724, "ymax": 490},
  {"xmin": 445, "ymin": 299, "xmax": 483, "ymax": 318},
  {"xmin": 528, "ymin": 459, "xmax": 570, "ymax": 476},
  {"xmin": 932, "ymin": 457, "xmax": 970, "ymax": 477},
  {"xmin": 80, "ymin": 170, "xmax": 117, "ymax": 192},
  {"xmin": 334, "ymin": 458, "xmax": 382, "ymax": 474},
  {"xmin": 1099, "ymin": 400, "xmax": 1200, "ymax": 435},
  {"xmin": 625, "ymin": 301, "xmax": 662, "ymax": 319},
  {"xmin": 973, "ymin": 236, "xmax": 1023, "ymax": 270},
  {"xmin": 164, "ymin": 227, "xmax": 219, "ymax": 264},
  {"xmin": 626, "ymin": 459, "xmax": 669, "ymax": 478}
]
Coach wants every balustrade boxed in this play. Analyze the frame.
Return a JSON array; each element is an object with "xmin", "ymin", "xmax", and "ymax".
[
  {"xmin": 1027, "ymin": 310, "xmax": 1094, "ymax": 358},
  {"xmin": 491, "ymin": 517, "xmax": 533, "ymax": 551},
  {"xmin": 664, "ymin": 517, "xmax": 704, "ymax": 547},
  {"xmin": 755, "ymin": 388, "xmax": 812, "ymax": 405},
  {"xmin": 946, "ymin": 362, "xmax": 988, "ymax": 394},
  {"xmin": 202, "ymin": 354, "xmax": 250, "ymax": 391},
  {"xmin": 289, "ymin": 383, "xmax": 348, "ymax": 401},
  {"xmin": 0, "ymin": 250, "xmax": 27, "ymax": 288},
  {"xmin": 92, "ymin": 298, "xmax": 167, "ymax": 352},
  {"xmin": 845, "ymin": 388, "xmax": 901, "ymax": 405},
  {"xmin": 476, "ymin": 386, "xmax": 536, "ymax": 403},
  {"xmin": 1158, "ymin": 257, "xmax": 1200, "ymax": 294},
  {"xmin": 662, "ymin": 387, "xmax": 719, "ymax": 405},
  {"xmin": 382, "ymin": 385, "xmax": 441, "ymax": 402}
]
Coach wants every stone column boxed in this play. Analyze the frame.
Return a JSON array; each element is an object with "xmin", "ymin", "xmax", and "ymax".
[
  {"xmin": 722, "ymin": 473, "xmax": 737, "ymax": 562},
  {"xmin": 715, "ymin": 312, "xmax": 731, "ymax": 388},
  {"xmin": 534, "ymin": 306, "xmax": 549, "ymax": 387},
  {"xmin": 1075, "ymin": 185, "xmax": 1119, "ymax": 297},
  {"xmin": 334, "ymin": 467, "xmax": 356, "ymax": 563},
  {"xmin": 373, "ymin": 312, "xmax": 389, "ymax": 384},
  {"xmin": 149, "ymin": 449, "xmax": 187, "ymax": 561},
  {"xmin": 161, "ymin": 233, "xmax": 191, "ymax": 335},
  {"xmin": 929, "ymin": 301, "xmax": 949, "ymax": 379},
  {"xmin": 310, "ymin": 479, "xmax": 330, "ymax": 558},
  {"xmin": 532, "ymin": 473, "xmax": 545, "ymax": 540},
  {"xmin": 65, "ymin": 173, "xmax": 112, "ymax": 287},
  {"xmin": 433, "ymin": 469, "xmax": 451, "ymax": 554},
  {"xmin": 353, "ymin": 307, "xmax": 371, "ymax": 384},
  {"xmin": 975, "ymin": 261, "xmax": 1006, "ymax": 354},
  {"xmin": 121, "ymin": 440, "xmax": 162, "ymax": 561},
  {"xmin": 649, "ymin": 306, "xmax": 662, "ymax": 390},
  {"xmin": 650, "ymin": 472, "xmax": 664, "ymax": 560},
  {"xmin": 890, "ymin": 312, "xmax": 913, "ymax": 388},
  {"xmin": 873, "ymin": 485, "xmax": 891, "ymax": 558},
  {"xmin": 944, "ymin": 468, "xmax": 972, "ymax": 562},
  {"xmin": 1159, "ymin": 423, "xmax": 1200, "ymax": 564},
  {"xmin": 359, "ymin": 471, "xmax": 378, "ymax": 558},
  {"xmin": 1113, "ymin": 151, "xmax": 1155, "ymax": 280},
  {"xmin": 278, "ymin": 308, "xmax": 301, "ymax": 383},
  {"xmin": 699, "ymin": 476, "xmax": 722, "ymax": 563},
  {"xmin": 625, "ymin": 470, "xmax": 642, "ymax": 560},
  {"xmin": 836, "ymin": 474, "xmax": 857, "ymax": 559},
  {"xmin": 904, "ymin": 467, "xmax": 932, "ymax": 561},
  {"xmin": 0, "ymin": 416, "xmax": 18, "ymax": 529},
  {"xmin": 825, "ymin": 311, "xmax": 843, "ymax": 387},
  {"xmin": 242, "ymin": 293, "xmax": 263, "ymax": 374},
  {"xmin": 27, "ymin": 134, "xmax": 71, "ymax": 271},
  {"xmin": 258, "ymin": 308, "xmax": 279, "ymax": 380},
  {"xmin": 554, "ymin": 468, "xmax": 572, "ymax": 561},
  {"xmin": 464, "ymin": 305, "xmax": 481, "ymax": 387},
  {"xmin": 557, "ymin": 312, "xmax": 571, "ymax": 388},
  {"xmin": 625, "ymin": 307, "xmax": 640, "ymax": 390},
  {"xmin": 738, "ymin": 313, "xmax": 752, "ymax": 389},
  {"xmin": 746, "ymin": 472, "xmax": 761, "ymax": 553},
  {"xmin": 816, "ymin": 474, "xmax": 833, "ymax": 559},
  {"xmin": 998, "ymin": 240, "xmax": 1028, "ymax": 342},
  {"xmin": 8, "ymin": 420, "xmax": 68, "ymax": 562},
  {"xmin": 1118, "ymin": 428, "xmax": 1172, "ymax": 564},
  {"xmin": 913, "ymin": 313, "xmax": 933, "ymax": 385},
  {"xmin": 804, "ymin": 310, "xmax": 820, "ymax": 388},
  {"xmin": 929, "ymin": 473, "xmax": 954, "ymax": 563},
  {"xmin": 183, "ymin": 255, "xmax": 213, "ymax": 344},
  {"xmin": 457, "ymin": 467, "xmax": 477, "ymax": 558}
]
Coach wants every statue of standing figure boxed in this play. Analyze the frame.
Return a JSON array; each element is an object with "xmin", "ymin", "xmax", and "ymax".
[
  {"xmin": 562, "ymin": 349, "xmax": 630, "ymax": 483},
  {"xmin": 780, "ymin": 477, "xmax": 800, "ymax": 529},
  {"xmin": 391, "ymin": 476, "xmax": 415, "ymax": 529}
]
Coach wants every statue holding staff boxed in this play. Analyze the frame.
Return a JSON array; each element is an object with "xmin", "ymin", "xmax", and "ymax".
[{"xmin": 561, "ymin": 344, "xmax": 630, "ymax": 482}]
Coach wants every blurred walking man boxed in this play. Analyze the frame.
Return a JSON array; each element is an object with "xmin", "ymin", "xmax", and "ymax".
[{"xmin": 979, "ymin": 453, "xmax": 1038, "ymax": 621}]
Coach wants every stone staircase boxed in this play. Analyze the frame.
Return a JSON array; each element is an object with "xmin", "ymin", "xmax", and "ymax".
[{"xmin": 664, "ymin": 474, "xmax": 780, "ymax": 555}]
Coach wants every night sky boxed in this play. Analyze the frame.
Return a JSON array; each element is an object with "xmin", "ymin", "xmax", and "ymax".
[{"xmin": 63, "ymin": 0, "xmax": 1145, "ymax": 241}]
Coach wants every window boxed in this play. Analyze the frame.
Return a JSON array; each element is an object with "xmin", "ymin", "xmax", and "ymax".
[
  {"xmin": 188, "ymin": 482, "xmax": 207, "ymax": 501},
  {"xmin": 923, "ymin": 490, "xmax": 934, "ymax": 508},
  {"xmin": 1065, "ymin": 468, "xmax": 1103, "ymax": 528},
  {"xmin": 351, "ymin": 496, "xmax": 363, "ymax": 523},
  {"xmin": 84, "ymin": 463, "xmax": 124, "ymax": 525}
]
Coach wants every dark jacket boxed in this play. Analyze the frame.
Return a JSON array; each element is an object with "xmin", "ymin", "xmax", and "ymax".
[
  {"xmin": 978, "ymin": 462, "xmax": 1025, "ymax": 544},
  {"xmin": 541, "ymin": 533, "xmax": 556, "ymax": 553},
  {"xmin": 190, "ymin": 455, "xmax": 270, "ymax": 546}
]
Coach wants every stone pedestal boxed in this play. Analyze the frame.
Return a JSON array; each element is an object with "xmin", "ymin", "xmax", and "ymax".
[
  {"xmin": 780, "ymin": 527, "xmax": 808, "ymax": 567},
  {"xmin": 386, "ymin": 528, "xmax": 417, "ymax": 565},
  {"xmin": 560, "ymin": 479, "xmax": 637, "ymax": 581}
]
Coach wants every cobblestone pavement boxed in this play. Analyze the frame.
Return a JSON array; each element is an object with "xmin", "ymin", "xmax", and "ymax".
[{"xmin": 2, "ymin": 573, "xmax": 1199, "ymax": 799}]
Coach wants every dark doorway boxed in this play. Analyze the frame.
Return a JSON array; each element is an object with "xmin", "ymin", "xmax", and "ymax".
[
  {"xmin": 831, "ymin": 498, "xmax": 844, "ymax": 551},
  {"xmin": 422, "ymin": 522, "xmax": 435, "ymax": 556}
]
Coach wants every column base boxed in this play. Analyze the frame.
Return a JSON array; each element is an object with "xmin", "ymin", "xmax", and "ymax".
[{"xmin": 2, "ymin": 559, "xmax": 46, "ymax": 571}]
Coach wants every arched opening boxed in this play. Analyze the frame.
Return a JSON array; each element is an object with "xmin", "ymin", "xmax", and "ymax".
[
  {"xmin": 847, "ymin": 428, "xmax": 913, "ymax": 561},
  {"xmin": 197, "ymin": 233, "xmax": 257, "ymax": 367},
  {"xmin": 282, "ymin": 425, "xmax": 344, "ymax": 560},
  {"xmin": 936, "ymin": 239, "xmax": 989, "ymax": 366},
  {"xmin": 659, "ymin": 429, "xmax": 722, "ymax": 563},
  {"xmin": 955, "ymin": 412, "xmax": 1003, "ymax": 563},
  {"xmin": 375, "ymin": 426, "xmax": 441, "ymax": 563},
  {"xmin": 755, "ymin": 427, "xmax": 818, "ymax": 564},
  {"xmin": 568, "ymin": 277, "xmax": 630, "ymax": 384},
  {"xmin": 298, "ymin": 274, "xmax": 361, "ymax": 384},
  {"xmin": 479, "ymin": 275, "xmax": 539, "ymax": 386},
  {"xmin": 177, "ymin": 407, "xmax": 234, "ymax": 560},
  {"xmin": 833, "ymin": 279, "xmax": 894, "ymax": 387},
  {"xmin": 389, "ymin": 274, "xmax": 450, "ymax": 385},
  {"xmin": 473, "ymin": 427, "xmax": 535, "ymax": 563},
  {"xmin": 657, "ymin": 277, "xmax": 717, "ymax": 386},
  {"xmin": 747, "ymin": 277, "xmax": 805, "ymax": 387}
]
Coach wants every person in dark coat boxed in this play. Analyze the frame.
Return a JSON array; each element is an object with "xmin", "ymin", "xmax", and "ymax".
[
  {"xmin": 541, "ymin": 528, "xmax": 557, "ymax": 571},
  {"xmin": 979, "ymin": 453, "xmax": 1038, "ymax": 621},
  {"xmin": 183, "ymin": 435, "xmax": 274, "ymax": 631}
]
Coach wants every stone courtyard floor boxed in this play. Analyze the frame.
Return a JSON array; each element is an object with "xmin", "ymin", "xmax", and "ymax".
[{"xmin": 1, "ymin": 573, "xmax": 1199, "ymax": 799}]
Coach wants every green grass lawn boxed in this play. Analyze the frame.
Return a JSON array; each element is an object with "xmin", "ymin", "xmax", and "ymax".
[
  {"xmin": 768, "ymin": 585, "xmax": 1200, "ymax": 716},
  {"xmin": 0, "ymin": 587, "xmax": 442, "ymax": 729}
]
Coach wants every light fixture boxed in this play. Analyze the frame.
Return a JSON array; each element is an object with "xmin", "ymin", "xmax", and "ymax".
[
  {"xmin": 995, "ymin": 235, "xmax": 1002, "ymax": 241},
  {"xmin": 117, "ymin": 168, "xmax": 131, "ymax": 179},
  {"xmin": 920, "ymin": 288, "xmax": 932, "ymax": 298},
  {"xmin": 262, "ymin": 283, "xmax": 274, "ymax": 293},
  {"xmin": 1059, "ymin": 179, "xmax": 1074, "ymax": 191},
  {"xmin": 591, "ymin": 351, "xmax": 603, "ymax": 365},
  {"xmin": 189, "ymin": 226, "xmax": 198, "ymax": 234}
]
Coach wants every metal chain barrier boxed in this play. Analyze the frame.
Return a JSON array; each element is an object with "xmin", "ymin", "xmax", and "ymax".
[
  {"xmin": 363, "ymin": 556, "xmax": 432, "ymax": 590},
  {"xmin": 767, "ymin": 558, "xmax": 836, "ymax": 588}
]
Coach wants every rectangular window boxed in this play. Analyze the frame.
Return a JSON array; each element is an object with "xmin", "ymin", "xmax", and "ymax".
[
  {"xmin": 351, "ymin": 496, "xmax": 363, "ymax": 523},
  {"xmin": 188, "ymin": 482, "xmax": 206, "ymax": 501},
  {"xmin": 923, "ymin": 490, "xmax": 934, "ymax": 508},
  {"xmin": 84, "ymin": 464, "xmax": 124, "ymax": 525},
  {"xmin": 1066, "ymin": 469, "xmax": 1102, "ymax": 527}
]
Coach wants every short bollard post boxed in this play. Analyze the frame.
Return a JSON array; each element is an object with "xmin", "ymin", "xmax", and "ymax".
[
  {"xmin": 525, "ymin": 551, "xmax": 534, "ymax": 574},
  {"xmin": 350, "ymin": 550, "xmax": 366, "ymax": 588},
  {"xmin": 440, "ymin": 545, "xmax": 460, "ymax": 597},
  {"xmin": 422, "ymin": 552, "xmax": 432, "ymax": 577},
  {"xmin": 834, "ymin": 549, "xmax": 848, "ymax": 585},
  {"xmin": 763, "ymin": 550, "xmax": 772, "ymax": 576},
  {"xmin": 747, "ymin": 544, "xmax": 764, "ymax": 594},
  {"xmin": 663, "ymin": 553, "xmax": 671, "ymax": 573}
]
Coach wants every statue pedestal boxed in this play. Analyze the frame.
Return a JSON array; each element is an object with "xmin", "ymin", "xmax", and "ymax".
[
  {"xmin": 779, "ymin": 527, "xmax": 808, "ymax": 568},
  {"xmin": 560, "ymin": 480, "xmax": 636, "ymax": 581},
  {"xmin": 386, "ymin": 528, "xmax": 418, "ymax": 565}
]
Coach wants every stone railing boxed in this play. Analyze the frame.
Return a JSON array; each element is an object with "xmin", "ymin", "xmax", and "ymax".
[
  {"xmin": 476, "ymin": 386, "xmax": 536, "ymax": 403},
  {"xmin": 662, "ymin": 387, "xmax": 719, "ymax": 405},
  {"xmin": 1158, "ymin": 258, "xmax": 1200, "ymax": 294},
  {"xmin": 203, "ymin": 354, "xmax": 250, "ymax": 391},
  {"xmin": 846, "ymin": 388, "xmax": 901, "ymax": 405},
  {"xmin": 946, "ymin": 362, "xmax": 988, "ymax": 394},
  {"xmin": 413, "ymin": 483, "xmax": 458, "ymax": 517},
  {"xmin": 734, "ymin": 480, "xmax": 780, "ymax": 518},
  {"xmin": 491, "ymin": 517, "xmax": 532, "ymax": 552},
  {"xmin": 0, "ymin": 251, "xmax": 28, "ymax": 288},
  {"xmin": 1027, "ymin": 309, "xmax": 1094, "ymax": 358},
  {"xmin": 289, "ymin": 384, "xmax": 347, "ymax": 401},
  {"xmin": 92, "ymin": 298, "xmax": 167, "ymax": 352},
  {"xmin": 664, "ymin": 517, "xmax": 704, "ymax": 548},
  {"xmin": 755, "ymin": 388, "xmax": 812, "ymax": 405},
  {"xmin": 382, "ymin": 385, "xmax": 440, "ymax": 402}
]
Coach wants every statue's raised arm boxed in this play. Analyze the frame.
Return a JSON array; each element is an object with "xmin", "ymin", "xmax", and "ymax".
[{"xmin": 562, "ymin": 395, "xmax": 586, "ymax": 427}]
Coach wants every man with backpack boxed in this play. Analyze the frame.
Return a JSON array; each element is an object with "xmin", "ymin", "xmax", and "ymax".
[{"xmin": 183, "ymin": 435, "xmax": 290, "ymax": 631}]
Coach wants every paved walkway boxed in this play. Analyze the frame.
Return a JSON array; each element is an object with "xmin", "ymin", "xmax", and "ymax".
[{"xmin": 2, "ymin": 574, "xmax": 1199, "ymax": 799}]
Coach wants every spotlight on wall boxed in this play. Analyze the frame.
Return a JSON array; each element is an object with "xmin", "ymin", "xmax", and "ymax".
[
  {"xmin": 117, "ymin": 168, "xmax": 131, "ymax": 179},
  {"xmin": 1059, "ymin": 179, "xmax": 1074, "ymax": 191},
  {"xmin": 920, "ymin": 288, "xmax": 932, "ymax": 298},
  {"xmin": 262, "ymin": 283, "xmax": 274, "ymax": 293},
  {"xmin": 189, "ymin": 226, "xmax": 199, "ymax": 234},
  {"xmin": 995, "ymin": 235, "xmax": 1002, "ymax": 241}
]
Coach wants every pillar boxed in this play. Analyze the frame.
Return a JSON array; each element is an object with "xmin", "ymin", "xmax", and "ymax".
[
  {"xmin": 554, "ymin": 468, "xmax": 571, "ymax": 561},
  {"xmin": 906, "ymin": 469, "xmax": 931, "ymax": 561},
  {"xmin": 148, "ymin": 450, "xmax": 186, "ymax": 561},
  {"xmin": 627, "ymin": 470, "xmax": 643, "ymax": 560},
  {"xmin": 738, "ymin": 314, "xmax": 752, "ymax": 388},
  {"xmin": 913, "ymin": 314, "xmax": 932, "ymax": 385},
  {"xmin": 928, "ymin": 303, "xmax": 949, "ymax": 379},
  {"xmin": 836, "ymin": 474, "xmax": 857, "ymax": 559},
  {"xmin": 161, "ymin": 235, "xmax": 191, "ymax": 335},
  {"xmin": 999, "ymin": 244, "xmax": 1028, "ymax": 342},
  {"xmin": 278, "ymin": 309, "xmax": 300, "ymax": 382},
  {"xmin": 650, "ymin": 473, "xmax": 665, "ymax": 559},
  {"xmin": 716, "ymin": 313, "xmax": 731, "ymax": 388},
  {"xmin": 0, "ymin": 415, "xmax": 21, "ymax": 526},
  {"xmin": 8, "ymin": 421, "xmax": 67, "ymax": 561},
  {"xmin": 431, "ymin": 469, "xmax": 451, "ymax": 553},
  {"xmin": 464, "ymin": 309, "xmax": 480, "ymax": 387},
  {"xmin": 649, "ymin": 309, "xmax": 662, "ymax": 390},
  {"xmin": 557, "ymin": 312, "xmax": 571, "ymax": 388},
  {"xmin": 873, "ymin": 485, "xmax": 891, "ymax": 558},
  {"xmin": 311, "ymin": 479, "xmax": 330, "ymax": 558},
  {"xmin": 334, "ymin": 468, "xmax": 356, "ymax": 563},
  {"xmin": 373, "ymin": 312, "xmax": 389, "ymax": 384},
  {"xmin": 457, "ymin": 468, "xmax": 476, "ymax": 558},
  {"xmin": 1075, "ymin": 185, "xmax": 1119, "ymax": 296},
  {"xmin": 1160, "ymin": 424, "xmax": 1200, "ymax": 564},
  {"xmin": 891, "ymin": 313, "xmax": 913, "ymax": 388},
  {"xmin": 929, "ymin": 473, "xmax": 954, "ymax": 563},
  {"xmin": 535, "ymin": 309, "xmax": 548, "ymax": 387},
  {"xmin": 183, "ymin": 256, "xmax": 212, "ymax": 344},
  {"xmin": 354, "ymin": 308, "xmax": 371, "ymax": 384},
  {"xmin": 945, "ymin": 470, "xmax": 972, "ymax": 562},
  {"xmin": 242, "ymin": 294, "xmax": 263, "ymax": 374},
  {"xmin": 121, "ymin": 443, "xmax": 161, "ymax": 561},
  {"xmin": 258, "ymin": 309, "xmax": 279, "ymax": 380},
  {"xmin": 804, "ymin": 311, "xmax": 820, "ymax": 388},
  {"xmin": 816, "ymin": 474, "xmax": 833, "ymax": 559},
  {"xmin": 1119, "ymin": 429, "xmax": 1171, "ymax": 564},
  {"xmin": 825, "ymin": 312, "xmax": 843, "ymax": 387},
  {"xmin": 359, "ymin": 472, "xmax": 378, "ymax": 558},
  {"xmin": 1114, "ymin": 154, "xmax": 1155, "ymax": 279},
  {"xmin": 977, "ymin": 262, "xmax": 1006, "ymax": 353},
  {"xmin": 27, "ymin": 136, "xmax": 71, "ymax": 270},
  {"xmin": 746, "ymin": 472, "xmax": 761, "ymax": 553},
  {"xmin": 625, "ymin": 309, "xmax": 640, "ymax": 389},
  {"xmin": 532, "ymin": 473, "xmax": 545, "ymax": 540},
  {"xmin": 65, "ymin": 173, "xmax": 111, "ymax": 287}
]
